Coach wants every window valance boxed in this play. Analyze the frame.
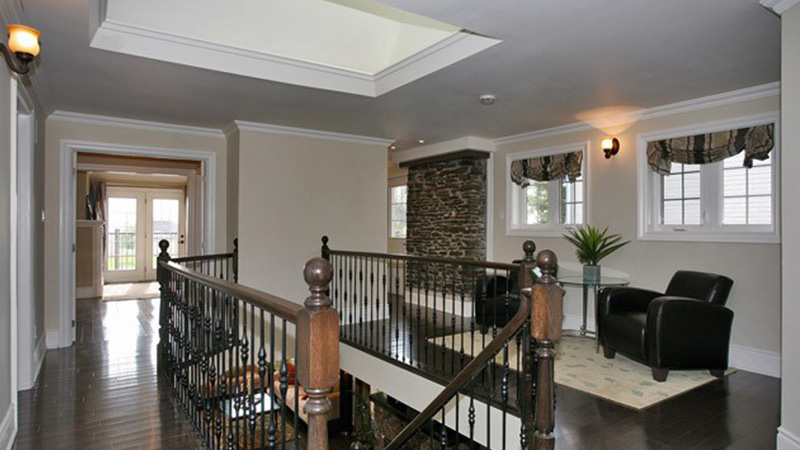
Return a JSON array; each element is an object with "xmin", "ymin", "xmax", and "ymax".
[
  {"xmin": 510, "ymin": 151, "xmax": 583, "ymax": 188},
  {"xmin": 646, "ymin": 123, "xmax": 774, "ymax": 176}
]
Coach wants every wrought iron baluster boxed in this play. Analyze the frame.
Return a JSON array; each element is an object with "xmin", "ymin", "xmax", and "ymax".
[
  {"xmin": 259, "ymin": 309, "xmax": 267, "ymax": 450},
  {"xmin": 359, "ymin": 258, "xmax": 365, "ymax": 346},
  {"xmin": 381, "ymin": 258, "xmax": 392, "ymax": 354},
  {"xmin": 370, "ymin": 256, "xmax": 375, "ymax": 350},
  {"xmin": 502, "ymin": 340, "xmax": 510, "ymax": 450},
  {"xmin": 280, "ymin": 319, "xmax": 288, "ymax": 450},
  {"xmin": 268, "ymin": 314, "xmax": 277, "ymax": 450},
  {"xmin": 432, "ymin": 262, "xmax": 438, "ymax": 370},
  {"xmin": 424, "ymin": 262, "xmax": 430, "ymax": 369}
]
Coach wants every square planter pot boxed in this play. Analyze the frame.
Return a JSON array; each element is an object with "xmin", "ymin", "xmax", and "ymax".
[{"xmin": 583, "ymin": 265, "xmax": 601, "ymax": 283}]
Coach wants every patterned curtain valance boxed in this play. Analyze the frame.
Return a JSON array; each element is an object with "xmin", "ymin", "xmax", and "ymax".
[
  {"xmin": 510, "ymin": 151, "xmax": 583, "ymax": 187},
  {"xmin": 646, "ymin": 123, "xmax": 774, "ymax": 176}
]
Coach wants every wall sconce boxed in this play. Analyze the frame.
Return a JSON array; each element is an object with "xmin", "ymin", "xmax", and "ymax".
[
  {"xmin": 602, "ymin": 137, "xmax": 620, "ymax": 159},
  {"xmin": 2, "ymin": 24, "xmax": 41, "ymax": 75}
]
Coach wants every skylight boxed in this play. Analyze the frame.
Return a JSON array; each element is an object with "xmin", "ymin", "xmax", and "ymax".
[{"xmin": 89, "ymin": 0, "xmax": 500, "ymax": 96}]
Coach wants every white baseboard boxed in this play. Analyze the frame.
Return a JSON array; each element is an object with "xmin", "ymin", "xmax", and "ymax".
[
  {"xmin": 46, "ymin": 329, "xmax": 61, "ymax": 349},
  {"xmin": 730, "ymin": 344, "xmax": 781, "ymax": 378},
  {"xmin": 32, "ymin": 334, "xmax": 46, "ymax": 382},
  {"xmin": 778, "ymin": 427, "xmax": 800, "ymax": 450},
  {"xmin": 0, "ymin": 403, "xmax": 17, "ymax": 450},
  {"xmin": 76, "ymin": 286, "xmax": 96, "ymax": 299},
  {"xmin": 561, "ymin": 314, "xmax": 781, "ymax": 378},
  {"xmin": 562, "ymin": 313, "xmax": 595, "ymax": 333}
]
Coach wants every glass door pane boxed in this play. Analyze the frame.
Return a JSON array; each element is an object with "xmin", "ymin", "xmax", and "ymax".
[
  {"xmin": 152, "ymin": 198, "xmax": 181, "ymax": 268},
  {"xmin": 107, "ymin": 197, "xmax": 138, "ymax": 271}
]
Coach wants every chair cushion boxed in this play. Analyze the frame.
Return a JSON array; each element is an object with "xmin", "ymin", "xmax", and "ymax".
[
  {"xmin": 665, "ymin": 271, "xmax": 733, "ymax": 306},
  {"xmin": 602, "ymin": 312, "xmax": 648, "ymax": 363}
]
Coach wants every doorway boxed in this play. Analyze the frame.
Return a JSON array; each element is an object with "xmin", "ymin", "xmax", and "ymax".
[{"xmin": 104, "ymin": 187, "xmax": 186, "ymax": 283}]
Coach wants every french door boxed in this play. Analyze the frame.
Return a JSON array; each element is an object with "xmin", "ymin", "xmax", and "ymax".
[{"xmin": 105, "ymin": 187, "xmax": 186, "ymax": 283}]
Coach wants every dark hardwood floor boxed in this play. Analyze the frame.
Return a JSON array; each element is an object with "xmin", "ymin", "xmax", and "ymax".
[
  {"xmin": 14, "ymin": 298, "xmax": 203, "ymax": 450},
  {"xmin": 14, "ymin": 298, "xmax": 780, "ymax": 450}
]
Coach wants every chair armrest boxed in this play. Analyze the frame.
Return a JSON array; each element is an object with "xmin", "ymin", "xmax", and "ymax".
[
  {"xmin": 646, "ymin": 296, "xmax": 734, "ymax": 368},
  {"xmin": 599, "ymin": 287, "xmax": 663, "ymax": 316}
]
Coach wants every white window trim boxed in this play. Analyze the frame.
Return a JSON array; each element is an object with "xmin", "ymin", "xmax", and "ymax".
[
  {"xmin": 506, "ymin": 141, "xmax": 590, "ymax": 237},
  {"xmin": 388, "ymin": 180, "xmax": 407, "ymax": 240},
  {"xmin": 637, "ymin": 112, "xmax": 781, "ymax": 244}
]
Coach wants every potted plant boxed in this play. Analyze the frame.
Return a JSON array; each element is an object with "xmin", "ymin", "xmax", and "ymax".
[{"xmin": 563, "ymin": 225, "xmax": 630, "ymax": 282}]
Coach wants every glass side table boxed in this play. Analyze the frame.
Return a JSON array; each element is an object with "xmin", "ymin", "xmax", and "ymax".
[{"xmin": 558, "ymin": 275, "xmax": 630, "ymax": 351}]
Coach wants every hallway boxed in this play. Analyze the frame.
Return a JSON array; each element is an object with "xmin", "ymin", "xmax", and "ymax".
[{"xmin": 14, "ymin": 298, "xmax": 202, "ymax": 449}]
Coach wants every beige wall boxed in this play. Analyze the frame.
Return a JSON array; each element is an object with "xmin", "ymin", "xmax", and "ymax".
[
  {"xmin": 43, "ymin": 117, "xmax": 228, "ymax": 340},
  {"xmin": 236, "ymin": 129, "xmax": 387, "ymax": 303},
  {"xmin": 780, "ymin": 3, "xmax": 800, "ymax": 446},
  {"xmin": 226, "ymin": 131, "xmax": 239, "ymax": 246},
  {"xmin": 492, "ymin": 95, "xmax": 782, "ymax": 356}
]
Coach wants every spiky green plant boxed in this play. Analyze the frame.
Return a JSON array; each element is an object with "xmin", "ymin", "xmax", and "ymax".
[{"xmin": 563, "ymin": 225, "xmax": 629, "ymax": 266}]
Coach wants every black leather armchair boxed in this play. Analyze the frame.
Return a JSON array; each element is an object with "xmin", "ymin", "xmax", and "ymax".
[
  {"xmin": 598, "ymin": 271, "xmax": 734, "ymax": 382},
  {"xmin": 474, "ymin": 273, "xmax": 521, "ymax": 333}
]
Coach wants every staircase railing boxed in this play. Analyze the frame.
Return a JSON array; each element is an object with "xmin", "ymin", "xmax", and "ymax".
[
  {"xmin": 157, "ymin": 239, "xmax": 339, "ymax": 450},
  {"xmin": 169, "ymin": 237, "xmax": 238, "ymax": 282},
  {"xmin": 322, "ymin": 237, "xmax": 564, "ymax": 449}
]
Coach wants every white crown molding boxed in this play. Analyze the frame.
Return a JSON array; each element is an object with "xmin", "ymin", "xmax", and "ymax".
[
  {"xmin": 374, "ymin": 32, "xmax": 501, "ymax": 96},
  {"xmin": 232, "ymin": 120, "xmax": 394, "ymax": 147},
  {"xmin": 391, "ymin": 136, "xmax": 496, "ymax": 164},
  {"xmin": 90, "ymin": 16, "xmax": 499, "ymax": 97},
  {"xmin": 761, "ymin": 0, "xmax": 800, "ymax": 15},
  {"xmin": 495, "ymin": 82, "xmax": 781, "ymax": 145},
  {"xmin": 48, "ymin": 111, "xmax": 225, "ymax": 138}
]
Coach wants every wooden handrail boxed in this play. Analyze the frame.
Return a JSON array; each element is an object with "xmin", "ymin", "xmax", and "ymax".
[
  {"xmin": 384, "ymin": 294, "xmax": 532, "ymax": 450},
  {"xmin": 159, "ymin": 260, "xmax": 303, "ymax": 322},
  {"xmin": 328, "ymin": 249, "xmax": 520, "ymax": 272},
  {"xmin": 170, "ymin": 252, "xmax": 234, "ymax": 263}
]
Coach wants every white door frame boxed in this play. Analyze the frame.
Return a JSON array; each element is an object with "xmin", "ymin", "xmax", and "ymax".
[
  {"xmin": 15, "ymin": 85, "xmax": 39, "ymax": 391},
  {"xmin": 8, "ymin": 77, "xmax": 19, "ymax": 436},
  {"xmin": 57, "ymin": 140, "xmax": 217, "ymax": 348},
  {"xmin": 77, "ymin": 162, "xmax": 201, "ymax": 256}
]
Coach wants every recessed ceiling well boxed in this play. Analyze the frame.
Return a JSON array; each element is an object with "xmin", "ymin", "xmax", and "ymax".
[{"xmin": 89, "ymin": 0, "xmax": 501, "ymax": 96}]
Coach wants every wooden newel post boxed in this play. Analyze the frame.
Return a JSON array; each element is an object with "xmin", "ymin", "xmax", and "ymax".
[
  {"xmin": 157, "ymin": 240, "xmax": 171, "ymax": 368},
  {"xmin": 519, "ymin": 240, "xmax": 537, "ymax": 448},
  {"xmin": 232, "ymin": 238, "xmax": 239, "ymax": 283},
  {"xmin": 157, "ymin": 239, "xmax": 171, "ymax": 285},
  {"xmin": 321, "ymin": 235, "xmax": 330, "ymax": 261},
  {"xmin": 527, "ymin": 249, "xmax": 563, "ymax": 450},
  {"xmin": 297, "ymin": 257, "xmax": 338, "ymax": 450}
]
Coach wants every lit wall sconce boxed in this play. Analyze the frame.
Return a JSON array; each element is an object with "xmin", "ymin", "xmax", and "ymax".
[
  {"xmin": 2, "ymin": 24, "xmax": 41, "ymax": 75},
  {"xmin": 602, "ymin": 137, "xmax": 620, "ymax": 159}
]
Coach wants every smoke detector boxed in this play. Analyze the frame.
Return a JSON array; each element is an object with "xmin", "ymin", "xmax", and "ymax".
[{"xmin": 479, "ymin": 94, "xmax": 496, "ymax": 106}]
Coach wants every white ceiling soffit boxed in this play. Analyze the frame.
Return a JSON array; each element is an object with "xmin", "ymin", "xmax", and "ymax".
[
  {"xmin": 392, "ymin": 136, "xmax": 495, "ymax": 164},
  {"xmin": 88, "ymin": 0, "xmax": 501, "ymax": 97},
  {"xmin": 759, "ymin": 0, "xmax": 800, "ymax": 15}
]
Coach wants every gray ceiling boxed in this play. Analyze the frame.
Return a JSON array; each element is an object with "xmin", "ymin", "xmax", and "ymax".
[{"xmin": 20, "ymin": 0, "xmax": 780, "ymax": 148}]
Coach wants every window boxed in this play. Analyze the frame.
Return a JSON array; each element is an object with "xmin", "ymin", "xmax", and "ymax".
[
  {"xmin": 390, "ymin": 185, "xmax": 407, "ymax": 238},
  {"xmin": 661, "ymin": 163, "xmax": 701, "ymax": 226},
  {"xmin": 639, "ymin": 116, "xmax": 779, "ymax": 243},
  {"xmin": 507, "ymin": 142, "xmax": 588, "ymax": 236}
]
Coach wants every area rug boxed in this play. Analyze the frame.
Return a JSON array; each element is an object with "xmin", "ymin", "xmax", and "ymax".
[
  {"xmin": 102, "ymin": 281, "xmax": 160, "ymax": 301},
  {"xmin": 435, "ymin": 333, "xmax": 735, "ymax": 410}
]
